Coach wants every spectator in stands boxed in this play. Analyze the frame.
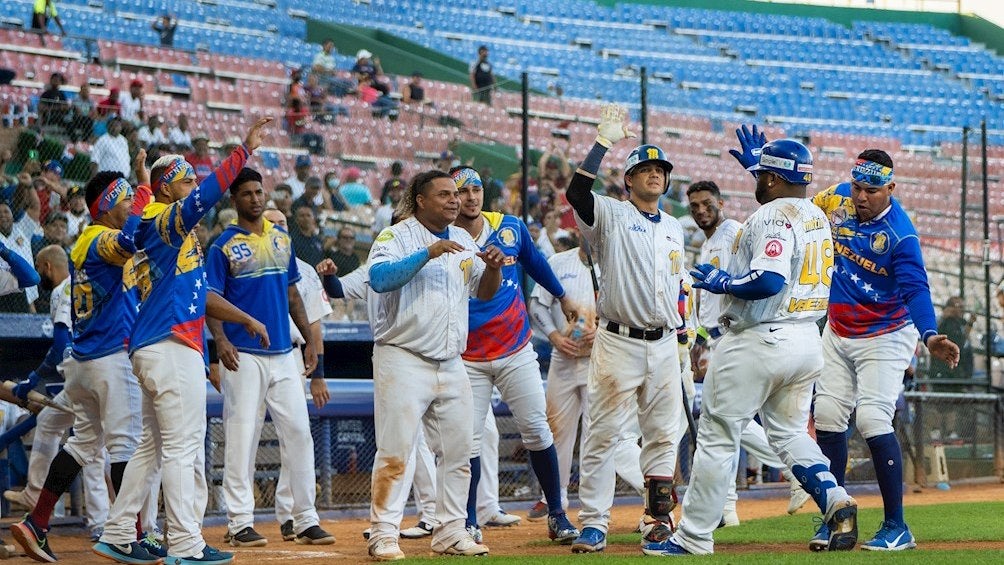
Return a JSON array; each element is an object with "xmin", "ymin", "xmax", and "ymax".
[
  {"xmin": 97, "ymin": 87, "xmax": 120, "ymax": 118},
  {"xmin": 286, "ymin": 98, "xmax": 324, "ymax": 155},
  {"xmin": 312, "ymin": 38, "xmax": 353, "ymax": 97},
  {"xmin": 325, "ymin": 226, "xmax": 360, "ymax": 276},
  {"xmin": 480, "ymin": 166, "xmax": 503, "ymax": 212},
  {"xmin": 206, "ymin": 208, "xmax": 237, "ymax": 249},
  {"xmin": 0, "ymin": 201, "xmax": 36, "ymax": 312},
  {"xmin": 118, "ymin": 79, "xmax": 145, "ymax": 125},
  {"xmin": 35, "ymin": 160, "xmax": 66, "ymax": 222},
  {"xmin": 184, "ymin": 132, "xmax": 215, "ymax": 184},
  {"xmin": 89, "ymin": 117, "xmax": 130, "ymax": 177},
  {"xmin": 62, "ymin": 184, "xmax": 88, "ymax": 240},
  {"xmin": 15, "ymin": 186, "xmax": 43, "ymax": 241},
  {"xmin": 38, "ymin": 72, "xmax": 68, "ymax": 127},
  {"xmin": 66, "ymin": 82, "xmax": 96, "ymax": 142},
  {"xmin": 470, "ymin": 45, "xmax": 495, "ymax": 106},
  {"xmin": 0, "ymin": 150, "xmax": 17, "ymax": 204},
  {"xmin": 338, "ymin": 167, "xmax": 373, "ymax": 207},
  {"xmin": 930, "ymin": 296, "xmax": 974, "ymax": 390},
  {"xmin": 373, "ymin": 179, "xmax": 403, "ymax": 237},
  {"xmin": 434, "ymin": 150, "xmax": 457, "ymax": 173},
  {"xmin": 357, "ymin": 77, "xmax": 398, "ymax": 119},
  {"xmin": 401, "ymin": 72, "xmax": 431, "ymax": 106},
  {"xmin": 323, "ymin": 171, "xmax": 348, "ymax": 211},
  {"xmin": 286, "ymin": 67, "xmax": 306, "ymax": 107},
  {"xmin": 304, "ymin": 74, "xmax": 348, "ymax": 124},
  {"xmin": 292, "ymin": 176, "xmax": 325, "ymax": 216},
  {"xmin": 31, "ymin": 209, "xmax": 68, "ymax": 257},
  {"xmin": 379, "ymin": 161, "xmax": 406, "ymax": 204},
  {"xmin": 269, "ymin": 183, "xmax": 294, "ymax": 218},
  {"xmin": 352, "ymin": 50, "xmax": 389, "ymax": 96},
  {"xmin": 31, "ymin": 0, "xmax": 65, "ymax": 45},
  {"xmin": 289, "ymin": 204, "xmax": 325, "ymax": 265},
  {"xmin": 168, "ymin": 113, "xmax": 193, "ymax": 150},
  {"xmin": 285, "ymin": 154, "xmax": 312, "ymax": 200},
  {"xmin": 137, "ymin": 114, "xmax": 168, "ymax": 150},
  {"xmin": 151, "ymin": 13, "xmax": 177, "ymax": 47}
]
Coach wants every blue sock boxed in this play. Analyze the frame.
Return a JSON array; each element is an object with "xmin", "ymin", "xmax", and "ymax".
[
  {"xmin": 866, "ymin": 433, "xmax": 905, "ymax": 526},
  {"xmin": 816, "ymin": 429, "xmax": 849, "ymax": 485},
  {"xmin": 528, "ymin": 445, "xmax": 563, "ymax": 515},
  {"xmin": 466, "ymin": 457, "xmax": 481, "ymax": 528}
]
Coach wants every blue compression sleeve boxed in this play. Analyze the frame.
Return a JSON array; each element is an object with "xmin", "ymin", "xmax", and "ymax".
[
  {"xmin": 0, "ymin": 246, "xmax": 40, "ymax": 288},
  {"xmin": 369, "ymin": 249, "xmax": 431, "ymax": 293},
  {"xmin": 36, "ymin": 323, "xmax": 70, "ymax": 380},
  {"xmin": 321, "ymin": 274, "xmax": 344, "ymax": 299},
  {"xmin": 727, "ymin": 270, "xmax": 785, "ymax": 300}
]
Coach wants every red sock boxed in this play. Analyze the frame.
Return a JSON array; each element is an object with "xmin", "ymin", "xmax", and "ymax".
[
  {"xmin": 136, "ymin": 515, "xmax": 143, "ymax": 540},
  {"xmin": 30, "ymin": 489, "xmax": 60, "ymax": 531}
]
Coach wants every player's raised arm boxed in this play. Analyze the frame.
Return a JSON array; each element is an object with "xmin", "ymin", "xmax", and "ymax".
[{"xmin": 567, "ymin": 104, "xmax": 636, "ymax": 226}]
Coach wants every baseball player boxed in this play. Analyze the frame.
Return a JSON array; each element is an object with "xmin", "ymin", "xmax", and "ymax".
[
  {"xmin": 13, "ymin": 157, "xmax": 163, "ymax": 562},
  {"xmin": 0, "ymin": 238, "xmax": 41, "ymax": 295},
  {"xmin": 94, "ymin": 118, "xmax": 272, "ymax": 565},
  {"xmin": 686, "ymin": 178, "xmax": 812, "ymax": 525},
  {"xmin": 650, "ymin": 137, "xmax": 859, "ymax": 556},
  {"xmin": 261, "ymin": 208, "xmax": 335, "ymax": 543},
  {"xmin": 450, "ymin": 166, "xmax": 579, "ymax": 545},
  {"xmin": 805, "ymin": 150, "xmax": 960, "ymax": 551},
  {"xmin": 564, "ymin": 104, "xmax": 686, "ymax": 554},
  {"xmin": 527, "ymin": 242, "xmax": 645, "ymax": 518},
  {"xmin": 365, "ymin": 170, "xmax": 502, "ymax": 560},
  {"xmin": 206, "ymin": 169, "xmax": 334, "ymax": 548}
]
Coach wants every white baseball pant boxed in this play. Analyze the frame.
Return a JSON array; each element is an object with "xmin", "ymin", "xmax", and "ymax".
[
  {"xmin": 674, "ymin": 322, "xmax": 852, "ymax": 555},
  {"xmin": 221, "ymin": 351, "xmax": 319, "ymax": 534},
  {"xmin": 369, "ymin": 344, "xmax": 473, "ymax": 553},
  {"xmin": 101, "ymin": 338, "xmax": 209, "ymax": 558},
  {"xmin": 723, "ymin": 420, "xmax": 789, "ymax": 512},
  {"xmin": 578, "ymin": 329, "xmax": 682, "ymax": 533}
]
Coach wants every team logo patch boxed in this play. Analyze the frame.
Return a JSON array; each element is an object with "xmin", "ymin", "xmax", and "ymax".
[
  {"xmin": 830, "ymin": 207, "xmax": 847, "ymax": 226},
  {"xmin": 871, "ymin": 231, "xmax": 889, "ymax": 254},
  {"xmin": 764, "ymin": 239, "xmax": 783, "ymax": 258},
  {"xmin": 497, "ymin": 227, "xmax": 517, "ymax": 247},
  {"xmin": 375, "ymin": 229, "xmax": 394, "ymax": 243}
]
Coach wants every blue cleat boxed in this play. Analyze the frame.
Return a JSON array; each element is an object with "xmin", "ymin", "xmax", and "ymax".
[
  {"xmin": 92, "ymin": 541, "xmax": 165, "ymax": 564},
  {"xmin": 570, "ymin": 527, "xmax": 606, "ymax": 553},
  {"xmin": 809, "ymin": 520, "xmax": 830, "ymax": 552},
  {"xmin": 166, "ymin": 545, "xmax": 233, "ymax": 565},
  {"xmin": 641, "ymin": 536, "xmax": 690, "ymax": 556},
  {"xmin": 139, "ymin": 531, "xmax": 168, "ymax": 558},
  {"xmin": 861, "ymin": 521, "xmax": 916, "ymax": 551},
  {"xmin": 547, "ymin": 513, "xmax": 579, "ymax": 545}
]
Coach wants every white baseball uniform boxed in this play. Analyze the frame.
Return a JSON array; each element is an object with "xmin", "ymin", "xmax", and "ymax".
[
  {"xmin": 574, "ymin": 195, "xmax": 686, "ymax": 534},
  {"xmin": 528, "ymin": 248, "xmax": 644, "ymax": 509},
  {"xmin": 673, "ymin": 197, "xmax": 853, "ymax": 554},
  {"xmin": 367, "ymin": 217, "xmax": 482, "ymax": 553}
]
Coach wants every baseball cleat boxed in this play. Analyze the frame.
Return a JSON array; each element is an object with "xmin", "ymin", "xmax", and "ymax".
[
  {"xmin": 547, "ymin": 512, "xmax": 579, "ymax": 544},
  {"xmin": 719, "ymin": 509, "xmax": 740, "ymax": 528},
  {"xmin": 484, "ymin": 510, "xmax": 521, "ymax": 527},
  {"xmin": 139, "ymin": 532, "xmax": 167, "ymax": 558},
  {"xmin": 526, "ymin": 500, "xmax": 548, "ymax": 521},
  {"xmin": 295, "ymin": 525, "xmax": 335, "ymax": 545},
  {"xmin": 228, "ymin": 526, "xmax": 267, "ymax": 547},
  {"xmin": 641, "ymin": 536, "xmax": 690, "ymax": 556},
  {"xmin": 362, "ymin": 528, "xmax": 371, "ymax": 541},
  {"xmin": 166, "ymin": 545, "xmax": 233, "ymax": 564},
  {"xmin": 465, "ymin": 524, "xmax": 483, "ymax": 544},
  {"xmin": 861, "ymin": 521, "xmax": 916, "ymax": 551},
  {"xmin": 809, "ymin": 520, "xmax": 830, "ymax": 552},
  {"xmin": 440, "ymin": 536, "xmax": 489, "ymax": 556},
  {"xmin": 825, "ymin": 498, "xmax": 858, "ymax": 551},
  {"xmin": 280, "ymin": 520, "xmax": 295, "ymax": 541},
  {"xmin": 570, "ymin": 527, "xmax": 606, "ymax": 553},
  {"xmin": 787, "ymin": 481, "xmax": 812, "ymax": 515},
  {"xmin": 400, "ymin": 521, "xmax": 434, "ymax": 539},
  {"xmin": 368, "ymin": 538, "xmax": 405, "ymax": 561},
  {"xmin": 12, "ymin": 515, "xmax": 56, "ymax": 563},
  {"xmin": 92, "ymin": 541, "xmax": 165, "ymax": 564}
]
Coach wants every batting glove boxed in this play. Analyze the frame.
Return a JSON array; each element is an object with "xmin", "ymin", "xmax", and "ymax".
[
  {"xmin": 12, "ymin": 371, "xmax": 40, "ymax": 401},
  {"xmin": 595, "ymin": 103, "xmax": 635, "ymax": 147},
  {"xmin": 728, "ymin": 124, "xmax": 766, "ymax": 170},
  {"xmin": 690, "ymin": 263, "xmax": 732, "ymax": 294}
]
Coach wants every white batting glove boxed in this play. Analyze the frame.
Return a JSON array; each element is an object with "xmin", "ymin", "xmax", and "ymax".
[{"xmin": 595, "ymin": 103, "xmax": 636, "ymax": 148}]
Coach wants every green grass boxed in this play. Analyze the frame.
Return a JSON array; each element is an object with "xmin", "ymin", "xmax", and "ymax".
[{"xmin": 402, "ymin": 501, "xmax": 1003, "ymax": 562}]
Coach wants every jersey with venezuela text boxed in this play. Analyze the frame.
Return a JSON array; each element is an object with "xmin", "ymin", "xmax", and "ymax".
[
  {"xmin": 464, "ymin": 212, "xmax": 564, "ymax": 362},
  {"xmin": 812, "ymin": 182, "xmax": 937, "ymax": 340},
  {"xmin": 70, "ymin": 225, "xmax": 139, "ymax": 359}
]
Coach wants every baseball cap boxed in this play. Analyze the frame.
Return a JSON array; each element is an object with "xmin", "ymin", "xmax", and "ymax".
[
  {"xmin": 356, "ymin": 49, "xmax": 372, "ymax": 60},
  {"xmin": 192, "ymin": 132, "xmax": 210, "ymax": 143},
  {"xmin": 67, "ymin": 185, "xmax": 84, "ymax": 199},
  {"xmin": 44, "ymin": 210, "xmax": 67, "ymax": 225},
  {"xmin": 43, "ymin": 160, "xmax": 63, "ymax": 177},
  {"xmin": 129, "ymin": 78, "xmax": 144, "ymax": 88},
  {"xmin": 295, "ymin": 154, "xmax": 312, "ymax": 168}
]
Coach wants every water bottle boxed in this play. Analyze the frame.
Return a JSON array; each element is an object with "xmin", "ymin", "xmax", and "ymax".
[{"xmin": 570, "ymin": 315, "xmax": 586, "ymax": 340}]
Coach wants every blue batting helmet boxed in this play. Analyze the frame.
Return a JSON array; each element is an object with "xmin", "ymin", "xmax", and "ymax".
[
  {"xmin": 747, "ymin": 139, "xmax": 813, "ymax": 185},
  {"xmin": 624, "ymin": 144, "xmax": 673, "ymax": 191}
]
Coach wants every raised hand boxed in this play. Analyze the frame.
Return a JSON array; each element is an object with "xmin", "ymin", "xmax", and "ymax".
[
  {"xmin": 477, "ymin": 245, "xmax": 505, "ymax": 270},
  {"xmin": 244, "ymin": 117, "xmax": 274, "ymax": 152},
  {"xmin": 596, "ymin": 103, "xmax": 636, "ymax": 146},
  {"xmin": 690, "ymin": 263, "xmax": 732, "ymax": 295},
  {"xmin": 728, "ymin": 124, "xmax": 766, "ymax": 170},
  {"xmin": 134, "ymin": 148, "xmax": 149, "ymax": 186},
  {"xmin": 428, "ymin": 239, "xmax": 465, "ymax": 259},
  {"xmin": 315, "ymin": 258, "xmax": 338, "ymax": 276}
]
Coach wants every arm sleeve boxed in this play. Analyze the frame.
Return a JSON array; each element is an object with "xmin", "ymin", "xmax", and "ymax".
[
  {"xmin": 35, "ymin": 323, "xmax": 70, "ymax": 380},
  {"xmin": 566, "ymin": 142, "xmax": 608, "ymax": 226},
  {"xmin": 517, "ymin": 220, "xmax": 564, "ymax": 298},
  {"xmin": 529, "ymin": 296, "xmax": 559, "ymax": 337},
  {"xmin": 177, "ymin": 144, "xmax": 249, "ymax": 234},
  {"xmin": 369, "ymin": 249, "xmax": 430, "ymax": 293},
  {"xmin": 0, "ymin": 246, "xmax": 40, "ymax": 288},
  {"xmin": 892, "ymin": 235, "xmax": 938, "ymax": 342},
  {"xmin": 727, "ymin": 270, "xmax": 786, "ymax": 300},
  {"xmin": 321, "ymin": 274, "xmax": 344, "ymax": 299}
]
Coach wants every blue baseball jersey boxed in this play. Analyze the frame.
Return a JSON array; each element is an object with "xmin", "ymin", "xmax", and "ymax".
[
  {"xmin": 206, "ymin": 219, "xmax": 299, "ymax": 354},
  {"xmin": 129, "ymin": 146, "xmax": 249, "ymax": 354},
  {"xmin": 812, "ymin": 182, "xmax": 937, "ymax": 340},
  {"xmin": 464, "ymin": 212, "xmax": 564, "ymax": 362}
]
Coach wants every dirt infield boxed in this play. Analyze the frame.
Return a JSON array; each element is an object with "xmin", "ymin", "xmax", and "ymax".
[{"xmin": 3, "ymin": 482, "xmax": 1002, "ymax": 562}]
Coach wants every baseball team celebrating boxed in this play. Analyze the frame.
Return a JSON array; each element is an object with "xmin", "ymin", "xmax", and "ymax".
[{"xmin": 2, "ymin": 101, "xmax": 960, "ymax": 563}]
